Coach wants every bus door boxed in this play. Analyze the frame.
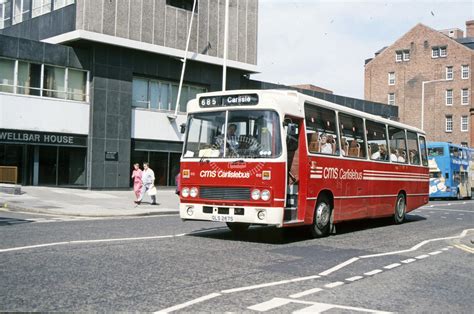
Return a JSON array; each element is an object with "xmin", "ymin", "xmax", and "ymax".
[{"xmin": 284, "ymin": 117, "xmax": 306, "ymax": 222}]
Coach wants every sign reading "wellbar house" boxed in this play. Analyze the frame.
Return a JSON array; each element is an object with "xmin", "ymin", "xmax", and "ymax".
[{"xmin": 0, "ymin": 129, "xmax": 87, "ymax": 147}]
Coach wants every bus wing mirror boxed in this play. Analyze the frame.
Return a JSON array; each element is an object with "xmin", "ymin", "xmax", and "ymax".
[
  {"xmin": 180, "ymin": 123, "xmax": 186, "ymax": 134},
  {"xmin": 287, "ymin": 123, "xmax": 298, "ymax": 136}
]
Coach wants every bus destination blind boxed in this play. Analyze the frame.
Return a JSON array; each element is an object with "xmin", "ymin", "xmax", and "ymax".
[{"xmin": 199, "ymin": 94, "xmax": 259, "ymax": 108}]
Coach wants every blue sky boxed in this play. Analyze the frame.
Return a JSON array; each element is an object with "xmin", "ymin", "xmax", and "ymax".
[{"xmin": 252, "ymin": 0, "xmax": 474, "ymax": 99}]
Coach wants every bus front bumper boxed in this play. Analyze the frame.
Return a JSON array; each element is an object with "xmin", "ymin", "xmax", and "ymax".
[{"xmin": 179, "ymin": 203, "xmax": 285, "ymax": 227}]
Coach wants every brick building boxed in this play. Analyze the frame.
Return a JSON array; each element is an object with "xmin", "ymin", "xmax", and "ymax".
[{"xmin": 365, "ymin": 21, "xmax": 474, "ymax": 147}]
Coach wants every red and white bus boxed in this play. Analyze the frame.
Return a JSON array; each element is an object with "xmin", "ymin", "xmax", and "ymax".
[{"xmin": 179, "ymin": 90, "xmax": 429, "ymax": 237}]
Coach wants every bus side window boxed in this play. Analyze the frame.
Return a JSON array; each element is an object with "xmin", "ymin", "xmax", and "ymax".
[
  {"xmin": 304, "ymin": 104, "xmax": 339, "ymax": 156},
  {"xmin": 366, "ymin": 120, "xmax": 389, "ymax": 162},
  {"xmin": 418, "ymin": 136, "xmax": 429, "ymax": 166},
  {"xmin": 406, "ymin": 131, "xmax": 420, "ymax": 165}
]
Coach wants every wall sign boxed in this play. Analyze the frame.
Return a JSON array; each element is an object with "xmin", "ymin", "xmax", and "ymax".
[
  {"xmin": 105, "ymin": 151, "xmax": 118, "ymax": 161},
  {"xmin": 199, "ymin": 94, "xmax": 259, "ymax": 108},
  {"xmin": 0, "ymin": 129, "xmax": 87, "ymax": 146}
]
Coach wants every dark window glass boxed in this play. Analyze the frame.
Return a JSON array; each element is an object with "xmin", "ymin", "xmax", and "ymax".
[
  {"xmin": 166, "ymin": 0, "xmax": 197, "ymax": 12},
  {"xmin": 58, "ymin": 147, "xmax": 86, "ymax": 185},
  {"xmin": 305, "ymin": 104, "xmax": 339, "ymax": 155},
  {"xmin": 406, "ymin": 131, "xmax": 420, "ymax": 165},
  {"xmin": 428, "ymin": 147, "xmax": 444, "ymax": 157},
  {"xmin": 38, "ymin": 146, "xmax": 58, "ymax": 185},
  {"xmin": 18, "ymin": 62, "xmax": 42, "ymax": 96},
  {"xmin": 149, "ymin": 152, "xmax": 168, "ymax": 186},
  {"xmin": 419, "ymin": 136, "xmax": 428, "ymax": 167}
]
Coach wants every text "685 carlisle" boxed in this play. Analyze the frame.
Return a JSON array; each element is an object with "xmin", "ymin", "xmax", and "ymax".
[{"xmin": 199, "ymin": 94, "xmax": 259, "ymax": 107}]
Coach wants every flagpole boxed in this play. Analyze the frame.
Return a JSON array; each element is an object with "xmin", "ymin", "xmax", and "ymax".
[{"xmin": 222, "ymin": 0, "xmax": 229, "ymax": 91}]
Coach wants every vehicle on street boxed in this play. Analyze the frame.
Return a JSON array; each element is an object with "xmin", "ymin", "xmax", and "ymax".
[
  {"xmin": 428, "ymin": 142, "xmax": 472, "ymax": 199},
  {"xmin": 179, "ymin": 90, "xmax": 430, "ymax": 237}
]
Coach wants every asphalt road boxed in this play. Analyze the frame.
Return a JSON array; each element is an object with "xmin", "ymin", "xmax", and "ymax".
[{"xmin": 0, "ymin": 200, "xmax": 473, "ymax": 312}]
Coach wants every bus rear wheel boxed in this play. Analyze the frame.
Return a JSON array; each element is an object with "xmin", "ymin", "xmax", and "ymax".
[
  {"xmin": 310, "ymin": 196, "xmax": 331, "ymax": 238},
  {"xmin": 394, "ymin": 193, "xmax": 406, "ymax": 224},
  {"xmin": 226, "ymin": 222, "xmax": 250, "ymax": 233}
]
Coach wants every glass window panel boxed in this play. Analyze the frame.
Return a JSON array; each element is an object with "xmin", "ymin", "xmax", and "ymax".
[
  {"xmin": 67, "ymin": 69, "xmax": 87, "ymax": 101},
  {"xmin": 305, "ymin": 104, "xmax": 339, "ymax": 155},
  {"xmin": 43, "ymin": 65, "xmax": 66, "ymax": 99},
  {"xmin": 170, "ymin": 84, "xmax": 179, "ymax": 112},
  {"xmin": 0, "ymin": 58, "xmax": 15, "ymax": 93},
  {"xmin": 388, "ymin": 126, "xmax": 407, "ymax": 163},
  {"xmin": 58, "ymin": 147, "xmax": 86, "ymax": 185},
  {"xmin": 32, "ymin": 0, "xmax": 52, "ymax": 17},
  {"xmin": 159, "ymin": 83, "xmax": 169, "ymax": 110},
  {"xmin": 38, "ymin": 146, "xmax": 58, "ymax": 185},
  {"xmin": 183, "ymin": 111, "xmax": 226, "ymax": 158},
  {"xmin": 406, "ymin": 131, "xmax": 420, "ymax": 165},
  {"xmin": 149, "ymin": 152, "xmax": 168, "ymax": 186},
  {"xmin": 132, "ymin": 78, "xmax": 149, "ymax": 108},
  {"xmin": 179, "ymin": 86, "xmax": 188, "ymax": 113},
  {"xmin": 339, "ymin": 113, "xmax": 366, "ymax": 158},
  {"xmin": 168, "ymin": 153, "xmax": 181, "ymax": 186},
  {"xmin": 0, "ymin": 2, "xmax": 12, "ymax": 29},
  {"xmin": 17, "ymin": 62, "xmax": 42, "ymax": 96},
  {"xmin": 419, "ymin": 137, "xmax": 428, "ymax": 167},
  {"xmin": 366, "ymin": 120, "xmax": 389, "ymax": 162},
  {"xmin": 149, "ymin": 80, "xmax": 160, "ymax": 110}
]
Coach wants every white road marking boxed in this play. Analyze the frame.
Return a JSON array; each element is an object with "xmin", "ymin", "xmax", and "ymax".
[
  {"xmin": 324, "ymin": 281, "xmax": 344, "ymax": 288},
  {"xmin": 319, "ymin": 257, "xmax": 359, "ymax": 276},
  {"xmin": 441, "ymin": 216, "xmax": 447, "ymax": 219},
  {"xmin": 248, "ymin": 298, "xmax": 392, "ymax": 314},
  {"xmin": 415, "ymin": 254, "xmax": 429, "ymax": 259},
  {"xmin": 345, "ymin": 275, "xmax": 363, "ymax": 282},
  {"xmin": 289, "ymin": 288, "xmax": 323, "ymax": 299},
  {"xmin": 221, "ymin": 275, "xmax": 320, "ymax": 294},
  {"xmin": 364, "ymin": 269, "xmax": 383, "ymax": 276},
  {"xmin": 383, "ymin": 263, "xmax": 401, "ymax": 269},
  {"xmin": 401, "ymin": 258, "xmax": 416, "ymax": 264},
  {"xmin": 429, "ymin": 251, "xmax": 442, "ymax": 255},
  {"xmin": 154, "ymin": 292, "xmax": 221, "ymax": 313},
  {"xmin": 441, "ymin": 248, "xmax": 450, "ymax": 251}
]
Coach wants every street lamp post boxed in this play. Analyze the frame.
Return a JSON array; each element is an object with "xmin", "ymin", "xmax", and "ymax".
[{"xmin": 421, "ymin": 79, "xmax": 447, "ymax": 131}]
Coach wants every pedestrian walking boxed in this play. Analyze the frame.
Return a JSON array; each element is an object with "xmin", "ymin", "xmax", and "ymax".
[
  {"xmin": 137, "ymin": 162, "xmax": 157, "ymax": 205},
  {"xmin": 131, "ymin": 163, "xmax": 143, "ymax": 203}
]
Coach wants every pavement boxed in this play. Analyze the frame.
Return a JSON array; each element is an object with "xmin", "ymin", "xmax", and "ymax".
[{"xmin": 0, "ymin": 185, "xmax": 179, "ymax": 217}]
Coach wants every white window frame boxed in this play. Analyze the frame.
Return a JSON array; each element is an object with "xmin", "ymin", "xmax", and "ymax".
[
  {"xmin": 53, "ymin": 0, "xmax": 74, "ymax": 10},
  {"xmin": 461, "ymin": 88, "xmax": 469, "ymax": 105},
  {"xmin": 388, "ymin": 72, "xmax": 395, "ymax": 85},
  {"xmin": 403, "ymin": 50, "xmax": 410, "ymax": 61},
  {"xmin": 12, "ymin": 0, "xmax": 30, "ymax": 25},
  {"xmin": 445, "ymin": 116, "xmax": 453, "ymax": 132},
  {"xmin": 395, "ymin": 51, "xmax": 402, "ymax": 62},
  {"xmin": 388, "ymin": 93, "xmax": 395, "ymax": 106},
  {"xmin": 432, "ymin": 47, "xmax": 439, "ymax": 58},
  {"xmin": 0, "ymin": 2, "xmax": 12, "ymax": 29},
  {"xmin": 446, "ymin": 66, "xmax": 453, "ymax": 80},
  {"xmin": 439, "ymin": 46, "xmax": 447, "ymax": 57},
  {"xmin": 461, "ymin": 65, "xmax": 469, "ymax": 79},
  {"xmin": 32, "ymin": 0, "xmax": 52, "ymax": 18},
  {"xmin": 461, "ymin": 115, "xmax": 468, "ymax": 132},
  {"xmin": 446, "ymin": 89, "xmax": 453, "ymax": 106}
]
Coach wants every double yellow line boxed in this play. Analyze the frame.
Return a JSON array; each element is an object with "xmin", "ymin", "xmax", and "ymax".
[{"xmin": 454, "ymin": 244, "xmax": 474, "ymax": 254}]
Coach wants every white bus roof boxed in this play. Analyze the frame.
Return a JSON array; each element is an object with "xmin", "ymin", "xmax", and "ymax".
[{"xmin": 187, "ymin": 89, "xmax": 425, "ymax": 135}]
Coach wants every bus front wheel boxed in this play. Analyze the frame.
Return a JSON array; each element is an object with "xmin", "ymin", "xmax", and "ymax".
[
  {"xmin": 394, "ymin": 193, "xmax": 406, "ymax": 224},
  {"xmin": 226, "ymin": 222, "xmax": 250, "ymax": 233},
  {"xmin": 310, "ymin": 196, "xmax": 332, "ymax": 238}
]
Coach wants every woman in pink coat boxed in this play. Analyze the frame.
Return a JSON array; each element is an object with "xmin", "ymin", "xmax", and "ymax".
[{"xmin": 131, "ymin": 163, "xmax": 143, "ymax": 203}]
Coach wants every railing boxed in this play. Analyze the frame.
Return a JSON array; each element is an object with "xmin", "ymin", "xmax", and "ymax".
[{"xmin": 0, "ymin": 166, "xmax": 18, "ymax": 184}]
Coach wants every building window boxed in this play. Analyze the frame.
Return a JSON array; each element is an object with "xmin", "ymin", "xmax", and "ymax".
[
  {"xmin": 462, "ymin": 65, "xmax": 469, "ymax": 79},
  {"xmin": 53, "ymin": 0, "xmax": 74, "ymax": 10},
  {"xmin": 132, "ymin": 77, "xmax": 206, "ymax": 113},
  {"xmin": 461, "ymin": 88, "xmax": 469, "ymax": 105},
  {"xmin": 461, "ymin": 116, "xmax": 468, "ymax": 132},
  {"xmin": 403, "ymin": 50, "xmax": 410, "ymax": 61},
  {"xmin": 12, "ymin": 0, "xmax": 31, "ymax": 25},
  {"xmin": 388, "ymin": 93, "xmax": 395, "ymax": 106},
  {"xmin": 32, "ymin": 0, "xmax": 51, "ymax": 17},
  {"xmin": 446, "ymin": 89, "xmax": 453, "ymax": 106},
  {"xmin": 445, "ymin": 116, "xmax": 453, "ymax": 132},
  {"xmin": 432, "ymin": 46, "xmax": 447, "ymax": 58},
  {"xmin": 388, "ymin": 72, "xmax": 395, "ymax": 85},
  {"xmin": 0, "ymin": 1, "xmax": 12, "ymax": 29},
  {"xmin": 395, "ymin": 51, "xmax": 403, "ymax": 62},
  {"xmin": 446, "ymin": 66, "xmax": 453, "ymax": 80},
  {"xmin": 0, "ymin": 57, "xmax": 88, "ymax": 102},
  {"xmin": 166, "ymin": 0, "xmax": 197, "ymax": 12},
  {"xmin": 439, "ymin": 46, "xmax": 447, "ymax": 57}
]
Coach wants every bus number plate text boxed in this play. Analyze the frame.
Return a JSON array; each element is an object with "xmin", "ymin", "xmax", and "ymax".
[{"xmin": 211, "ymin": 215, "xmax": 234, "ymax": 222}]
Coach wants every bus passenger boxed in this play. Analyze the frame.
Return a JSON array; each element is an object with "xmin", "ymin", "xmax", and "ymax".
[
  {"xmin": 320, "ymin": 133, "xmax": 333, "ymax": 154},
  {"xmin": 341, "ymin": 137, "xmax": 349, "ymax": 156},
  {"xmin": 371, "ymin": 144, "xmax": 387, "ymax": 160},
  {"xmin": 390, "ymin": 148, "xmax": 398, "ymax": 162}
]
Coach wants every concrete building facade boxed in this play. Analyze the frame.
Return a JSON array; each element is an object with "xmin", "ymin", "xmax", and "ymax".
[{"xmin": 365, "ymin": 22, "xmax": 474, "ymax": 147}]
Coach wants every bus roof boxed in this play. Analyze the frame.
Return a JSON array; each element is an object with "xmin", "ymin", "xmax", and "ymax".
[{"xmin": 187, "ymin": 89, "xmax": 426, "ymax": 135}]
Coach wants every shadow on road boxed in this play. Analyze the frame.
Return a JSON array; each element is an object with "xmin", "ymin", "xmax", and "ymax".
[
  {"xmin": 188, "ymin": 214, "xmax": 427, "ymax": 244},
  {"xmin": 0, "ymin": 216, "xmax": 33, "ymax": 226}
]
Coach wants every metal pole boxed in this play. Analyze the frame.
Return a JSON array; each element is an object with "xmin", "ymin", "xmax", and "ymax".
[
  {"xmin": 173, "ymin": 0, "xmax": 197, "ymax": 118},
  {"xmin": 222, "ymin": 0, "xmax": 229, "ymax": 91}
]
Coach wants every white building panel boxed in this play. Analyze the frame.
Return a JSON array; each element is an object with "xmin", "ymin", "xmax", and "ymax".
[
  {"xmin": 0, "ymin": 94, "xmax": 89, "ymax": 134},
  {"xmin": 131, "ymin": 109, "xmax": 186, "ymax": 142}
]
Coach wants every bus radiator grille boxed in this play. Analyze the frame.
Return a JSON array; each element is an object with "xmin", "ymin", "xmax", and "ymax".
[{"xmin": 199, "ymin": 187, "xmax": 251, "ymax": 201}]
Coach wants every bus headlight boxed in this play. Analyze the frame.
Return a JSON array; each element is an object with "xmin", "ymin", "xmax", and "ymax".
[
  {"xmin": 182, "ymin": 187, "xmax": 190, "ymax": 198},
  {"xmin": 261, "ymin": 190, "xmax": 271, "ymax": 201},
  {"xmin": 190, "ymin": 187, "xmax": 199, "ymax": 198},
  {"xmin": 251, "ymin": 189, "xmax": 261, "ymax": 200},
  {"xmin": 257, "ymin": 210, "xmax": 266, "ymax": 220}
]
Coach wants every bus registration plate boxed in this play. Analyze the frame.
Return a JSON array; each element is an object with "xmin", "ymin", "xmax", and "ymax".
[{"xmin": 211, "ymin": 215, "xmax": 233, "ymax": 222}]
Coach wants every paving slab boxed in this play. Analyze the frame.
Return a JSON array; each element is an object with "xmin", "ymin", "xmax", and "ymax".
[{"xmin": 0, "ymin": 186, "xmax": 180, "ymax": 217}]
